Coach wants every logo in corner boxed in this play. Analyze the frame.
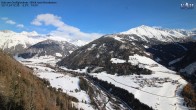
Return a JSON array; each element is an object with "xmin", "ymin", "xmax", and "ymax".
[{"xmin": 180, "ymin": 2, "xmax": 194, "ymax": 9}]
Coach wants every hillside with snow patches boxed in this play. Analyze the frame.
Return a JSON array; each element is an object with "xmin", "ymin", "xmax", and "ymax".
[
  {"xmin": 18, "ymin": 39, "xmax": 77, "ymax": 58},
  {"xmin": 58, "ymin": 26, "xmax": 195, "ymax": 75}
]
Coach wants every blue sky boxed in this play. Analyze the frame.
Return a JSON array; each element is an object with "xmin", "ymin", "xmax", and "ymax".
[{"xmin": 0, "ymin": 0, "xmax": 196, "ymax": 40}]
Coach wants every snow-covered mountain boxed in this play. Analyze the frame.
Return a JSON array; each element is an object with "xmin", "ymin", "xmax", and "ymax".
[
  {"xmin": 70, "ymin": 39, "xmax": 89, "ymax": 47},
  {"xmin": 58, "ymin": 25, "xmax": 195, "ymax": 73},
  {"xmin": 18, "ymin": 39, "xmax": 78, "ymax": 58},
  {"xmin": 0, "ymin": 30, "xmax": 87, "ymax": 55},
  {"xmin": 0, "ymin": 30, "xmax": 45, "ymax": 54},
  {"xmin": 121, "ymin": 25, "xmax": 194, "ymax": 42}
]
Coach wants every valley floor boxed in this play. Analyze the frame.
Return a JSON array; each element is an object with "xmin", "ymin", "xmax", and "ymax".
[
  {"xmin": 15, "ymin": 56, "xmax": 94, "ymax": 110},
  {"xmin": 15, "ymin": 55, "xmax": 189, "ymax": 110},
  {"xmin": 15, "ymin": 55, "xmax": 128, "ymax": 110}
]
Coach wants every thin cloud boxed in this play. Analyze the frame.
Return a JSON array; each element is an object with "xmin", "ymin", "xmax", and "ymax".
[
  {"xmin": 17, "ymin": 24, "xmax": 24, "ymax": 28},
  {"xmin": 31, "ymin": 13, "xmax": 102, "ymax": 41},
  {"xmin": 1, "ymin": 17, "xmax": 8, "ymax": 20},
  {"xmin": 6, "ymin": 20, "xmax": 16, "ymax": 25},
  {"xmin": 1, "ymin": 17, "xmax": 24, "ymax": 28}
]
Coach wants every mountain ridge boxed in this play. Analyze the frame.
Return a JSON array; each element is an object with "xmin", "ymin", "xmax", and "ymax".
[
  {"xmin": 58, "ymin": 25, "xmax": 195, "ymax": 75},
  {"xmin": 18, "ymin": 39, "xmax": 78, "ymax": 58},
  {"xmin": 120, "ymin": 25, "xmax": 195, "ymax": 42}
]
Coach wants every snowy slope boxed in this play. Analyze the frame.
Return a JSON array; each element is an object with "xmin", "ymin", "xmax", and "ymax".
[
  {"xmin": 92, "ymin": 72, "xmax": 187, "ymax": 110},
  {"xmin": 70, "ymin": 39, "xmax": 89, "ymax": 46}
]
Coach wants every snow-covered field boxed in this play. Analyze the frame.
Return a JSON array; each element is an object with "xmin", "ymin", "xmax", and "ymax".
[
  {"xmin": 15, "ymin": 55, "xmax": 94, "ymax": 110},
  {"xmin": 91, "ymin": 55, "xmax": 188, "ymax": 110},
  {"xmin": 92, "ymin": 72, "xmax": 187, "ymax": 110}
]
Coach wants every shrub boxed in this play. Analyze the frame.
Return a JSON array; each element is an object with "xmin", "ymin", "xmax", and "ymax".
[{"xmin": 182, "ymin": 83, "xmax": 196, "ymax": 108}]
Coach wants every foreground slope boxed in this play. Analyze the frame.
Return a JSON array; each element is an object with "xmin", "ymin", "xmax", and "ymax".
[{"xmin": 0, "ymin": 50, "xmax": 77, "ymax": 110}]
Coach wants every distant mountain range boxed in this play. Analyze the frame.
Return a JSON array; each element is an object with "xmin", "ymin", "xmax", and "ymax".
[
  {"xmin": 0, "ymin": 30, "xmax": 86, "ymax": 55},
  {"xmin": 121, "ymin": 25, "xmax": 195, "ymax": 41},
  {"xmin": 18, "ymin": 39, "xmax": 77, "ymax": 58},
  {"xmin": 0, "ymin": 30, "xmax": 42, "ymax": 54}
]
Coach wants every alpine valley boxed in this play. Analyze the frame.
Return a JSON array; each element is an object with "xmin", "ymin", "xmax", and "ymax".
[{"xmin": 0, "ymin": 25, "xmax": 195, "ymax": 110}]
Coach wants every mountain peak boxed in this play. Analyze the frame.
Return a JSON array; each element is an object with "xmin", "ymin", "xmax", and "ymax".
[
  {"xmin": 121, "ymin": 25, "xmax": 167, "ymax": 38},
  {"xmin": 139, "ymin": 25, "xmax": 152, "ymax": 28},
  {"xmin": 44, "ymin": 39, "xmax": 56, "ymax": 42},
  {"xmin": 121, "ymin": 25, "xmax": 157, "ymax": 34},
  {"xmin": 18, "ymin": 38, "xmax": 77, "ymax": 58},
  {"xmin": 20, "ymin": 31, "xmax": 39, "ymax": 36},
  {"xmin": 120, "ymin": 25, "xmax": 188, "ymax": 42},
  {"xmin": 0, "ymin": 30, "xmax": 14, "ymax": 33}
]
